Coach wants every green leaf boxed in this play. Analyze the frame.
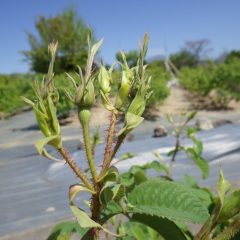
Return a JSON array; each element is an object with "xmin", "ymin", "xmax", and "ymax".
[
  {"xmin": 100, "ymin": 182, "xmax": 124, "ymax": 205},
  {"xmin": 47, "ymin": 95, "xmax": 60, "ymax": 135},
  {"xmin": 183, "ymin": 175, "xmax": 198, "ymax": 188},
  {"xmin": 186, "ymin": 148, "xmax": 209, "ymax": 179},
  {"xmin": 132, "ymin": 214, "xmax": 188, "ymax": 240},
  {"xmin": 69, "ymin": 184, "xmax": 99, "ymax": 231},
  {"xmin": 218, "ymin": 189, "xmax": 240, "ymax": 223},
  {"xmin": 71, "ymin": 205, "xmax": 122, "ymax": 237},
  {"xmin": 98, "ymin": 166, "xmax": 119, "ymax": 183},
  {"xmin": 69, "ymin": 184, "xmax": 122, "ymax": 237},
  {"xmin": 70, "ymin": 205, "xmax": 101, "ymax": 229},
  {"xmin": 100, "ymin": 201, "xmax": 123, "ymax": 224},
  {"xmin": 189, "ymin": 188, "xmax": 213, "ymax": 208},
  {"xmin": 120, "ymin": 172, "xmax": 135, "ymax": 187},
  {"xmin": 119, "ymin": 221, "xmax": 161, "ymax": 240},
  {"xmin": 127, "ymin": 165, "xmax": 148, "ymax": 185},
  {"xmin": 47, "ymin": 221, "xmax": 88, "ymax": 240},
  {"xmin": 69, "ymin": 184, "xmax": 95, "ymax": 201},
  {"xmin": 35, "ymin": 136, "xmax": 62, "ymax": 161},
  {"xmin": 192, "ymin": 137, "xmax": 203, "ymax": 155},
  {"xmin": 118, "ymin": 152, "xmax": 136, "ymax": 161},
  {"xmin": 144, "ymin": 160, "xmax": 169, "ymax": 175},
  {"xmin": 65, "ymin": 72, "xmax": 77, "ymax": 89},
  {"xmin": 132, "ymin": 170, "xmax": 148, "ymax": 185},
  {"xmin": 21, "ymin": 96, "xmax": 35, "ymax": 106},
  {"xmin": 130, "ymin": 223, "xmax": 146, "ymax": 240},
  {"xmin": 127, "ymin": 179, "xmax": 209, "ymax": 223}
]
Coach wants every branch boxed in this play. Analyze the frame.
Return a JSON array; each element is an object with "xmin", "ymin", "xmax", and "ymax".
[
  {"xmin": 58, "ymin": 147, "xmax": 94, "ymax": 191},
  {"xmin": 99, "ymin": 112, "xmax": 118, "ymax": 178}
]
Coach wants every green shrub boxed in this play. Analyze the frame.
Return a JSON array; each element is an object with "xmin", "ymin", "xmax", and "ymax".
[
  {"xmin": 179, "ymin": 60, "xmax": 240, "ymax": 108},
  {"xmin": 0, "ymin": 73, "xmax": 75, "ymax": 118},
  {"xmin": 216, "ymin": 59, "xmax": 240, "ymax": 101},
  {"xmin": 179, "ymin": 62, "xmax": 217, "ymax": 96},
  {"xmin": 147, "ymin": 61, "xmax": 170, "ymax": 107},
  {"xmin": 0, "ymin": 74, "xmax": 33, "ymax": 116}
]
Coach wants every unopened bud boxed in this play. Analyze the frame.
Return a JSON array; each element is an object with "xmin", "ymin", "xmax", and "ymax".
[
  {"xmin": 115, "ymin": 70, "xmax": 132, "ymax": 110},
  {"xmin": 118, "ymin": 112, "xmax": 143, "ymax": 136},
  {"xmin": 48, "ymin": 41, "xmax": 58, "ymax": 57},
  {"xmin": 75, "ymin": 81, "xmax": 95, "ymax": 110},
  {"xmin": 98, "ymin": 66, "xmax": 111, "ymax": 94},
  {"xmin": 128, "ymin": 90, "xmax": 146, "ymax": 117},
  {"xmin": 78, "ymin": 108, "xmax": 91, "ymax": 127}
]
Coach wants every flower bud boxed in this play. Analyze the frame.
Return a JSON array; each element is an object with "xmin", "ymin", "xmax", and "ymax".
[
  {"xmin": 118, "ymin": 112, "xmax": 143, "ymax": 136},
  {"xmin": 22, "ymin": 91, "xmax": 62, "ymax": 151},
  {"xmin": 127, "ymin": 90, "xmax": 146, "ymax": 116},
  {"xmin": 115, "ymin": 69, "xmax": 132, "ymax": 110},
  {"xmin": 40, "ymin": 41, "xmax": 59, "ymax": 105},
  {"xmin": 75, "ymin": 81, "xmax": 95, "ymax": 110},
  {"xmin": 78, "ymin": 108, "xmax": 91, "ymax": 127},
  {"xmin": 83, "ymin": 81, "xmax": 95, "ymax": 107},
  {"xmin": 98, "ymin": 66, "xmax": 111, "ymax": 94},
  {"xmin": 100, "ymin": 90, "xmax": 115, "ymax": 112}
]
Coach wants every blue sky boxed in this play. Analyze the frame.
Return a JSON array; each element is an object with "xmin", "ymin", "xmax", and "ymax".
[{"xmin": 1, "ymin": 0, "xmax": 240, "ymax": 73}]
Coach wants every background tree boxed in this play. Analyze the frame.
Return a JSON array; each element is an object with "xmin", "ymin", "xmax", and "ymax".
[
  {"xmin": 185, "ymin": 39, "xmax": 212, "ymax": 62},
  {"xmin": 224, "ymin": 50, "xmax": 240, "ymax": 63},
  {"xmin": 170, "ymin": 39, "xmax": 212, "ymax": 69},
  {"xmin": 23, "ymin": 8, "xmax": 92, "ymax": 73},
  {"xmin": 170, "ymin": 50, "xmax": 198, "ymax": 69}
]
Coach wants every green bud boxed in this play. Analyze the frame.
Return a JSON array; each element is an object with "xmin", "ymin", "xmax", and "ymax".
[
  {"xmin": 116, "ymin": 34, "xmax": 151, "ymax": 136},
  {"xmin": 41, "ymin": 41, "xmax": 59, "ymax": 105},
  {"xmin": 22, "ymin": 92, "xmax": 62, "ymax": 150},
  {"xmin": 117, "ymin": 89, "xmax": 146, "ymax": 137},
  {"xmin": 100, "ymin": 91, "xmax": 115, "ymax": 112},
  {"xmin": 33, "ymin": 105, "xmax": 51, "ymax": 137},
  {"xmin": 78, "ymin": 108, "xmax": 91, "ymax": 127},
  {"xmin": 74, "ymin": 85, "xmax": 84, "ymax": 106},
  {"xmin": 21, "ymin": 42, "xmax": 62, "ymax": 158},
  {"xmin": 118, "ymin": 112, "xmax": 143, "ymax": 136},
  {"xmin": 46, "ymin": 95, "xmax": 61, "ymax": 136},
  {"xmin": 40, "ymin": 95, "xmax": 62, "ymax": 148},
  {"xmin": 98, "ymin": 65, "xmax": 117, "ymax": 112},
  {"xmin": 98, "ymin": 66, "xmax": 111, "ymax": 94},
  {"xmin": 83, "ymin": 81, "xmax": 95, "ymax": 108},
  {"xmin": 115, "ymin": 70, "xmax": 132, "ymax": 110},
  {"xmin": 128, "ymin": 90, "xmax": 146, "ymax": 116},
  {"xmin": 75, "ymin": 81, "xmax": 95, "ymax": 110}
]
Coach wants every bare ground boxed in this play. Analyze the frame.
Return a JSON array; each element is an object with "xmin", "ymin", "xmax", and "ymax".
[{"xmin": 147, "ymin": 86, "xmax": 240, "ymax": 124}]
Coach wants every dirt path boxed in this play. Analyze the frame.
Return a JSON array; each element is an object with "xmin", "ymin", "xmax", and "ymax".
[{"xmin": 151, "ymin": 86, "xmax": 240, "ymax": 124}]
